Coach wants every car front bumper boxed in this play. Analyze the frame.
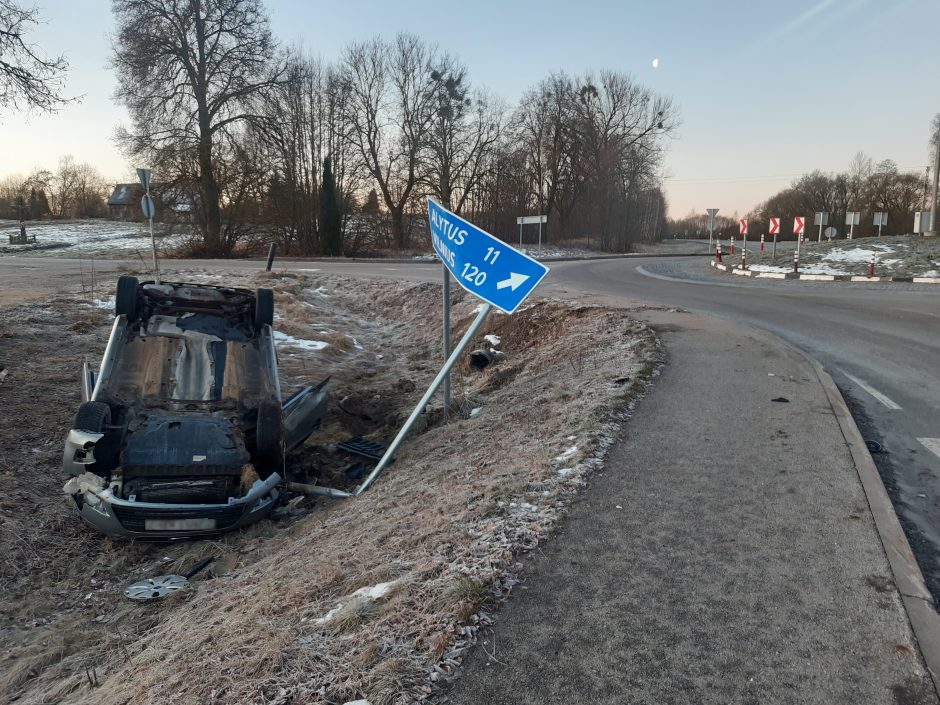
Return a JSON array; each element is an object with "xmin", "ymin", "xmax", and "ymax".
[{"xmin": 71, "ymin": 473, "xmax": 281, "ymax": 540}]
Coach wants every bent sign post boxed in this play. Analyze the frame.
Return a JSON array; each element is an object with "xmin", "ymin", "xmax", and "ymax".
[{"xmin": 353, "ymin": 200, "xmax": 549, "ymax": 497}]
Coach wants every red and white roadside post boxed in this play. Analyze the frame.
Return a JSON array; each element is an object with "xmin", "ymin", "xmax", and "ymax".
[
  {"xmin": 716, "ymin": 241, "xmax": 723, "ymax": 263},
  {"xmin": 739, "ymin": 219, "xmax": 748, "ymax": 270},
  {"xmin": 869, "ymin": 253, "xmax": 875, "ymax": 278},
  {"xmin": 730, "ymin": 234, "xmax": 735, "ymax": 255},
  {"xmin": 760, "ymin": 233, "xmax": 765, "ymax": 252},
  {"xmin": 793, "ymin": 249, "xmax": 799, "ymax": 274}
]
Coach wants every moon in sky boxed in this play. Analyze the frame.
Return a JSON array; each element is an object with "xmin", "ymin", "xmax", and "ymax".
[{"xmin": 651, "ymin": 58, "xmax": 660, "ymax": 69}]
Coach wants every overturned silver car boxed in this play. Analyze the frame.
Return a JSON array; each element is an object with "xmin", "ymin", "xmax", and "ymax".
[{"xmin": 63, "ymin": 276, "xmax": 328, "ymax": 539}]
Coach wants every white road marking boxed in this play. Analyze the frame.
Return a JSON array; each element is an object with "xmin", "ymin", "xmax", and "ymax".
[
  {"xmin": 918, "ymin": 438, "xmax": 940, "ymax": 460},
  {"xmin": 843, "ymin": 373, "xmax": 902, "ymax": 410}
]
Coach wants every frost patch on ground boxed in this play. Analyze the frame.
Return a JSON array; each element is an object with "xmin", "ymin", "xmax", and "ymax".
[
  {"xmin": 0, "ymin": 219, "xmax": 186, "ymax": 257},
  {"xmin": 483, "ymin": 334, "xmax": 501, "ymax": 346},
  {"xmin": 273, "ymin": 330, "xmax": 328, "ymax": 350},
  {"xmin": 553, "ymin": 445, "xmax": 578, "ymax": 462}
]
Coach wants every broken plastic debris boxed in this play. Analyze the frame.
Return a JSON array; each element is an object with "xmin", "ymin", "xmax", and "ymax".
[{"xmin": 470, "ymin": 407, "xmax": 482, "ymax": 418}]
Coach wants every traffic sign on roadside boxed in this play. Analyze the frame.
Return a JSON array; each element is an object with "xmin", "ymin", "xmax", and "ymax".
[
  {"xmin": 794, "ymin": 216, "xmax": 805, "ymax": 234},
  {"xmin": 813, "ymin": 212, "xmax": 829, "ymax": 226},
  {"xmin": 140, "ymin": 194, "xmax": 156, "ymax": 220},
  {"xmin": 136, "ymin": 168, "xmax": 152, "ymax": 192},
  {"xmin": 429, "ymin": 198, "xmax": 549, "ymax": 314},
  {"xmin": 769, "ymin": 217, "xmax": 780, "ymax": 235},
  {"xmin": 739, "ymin": 218, "xmax": 748, "ymax": 236}
]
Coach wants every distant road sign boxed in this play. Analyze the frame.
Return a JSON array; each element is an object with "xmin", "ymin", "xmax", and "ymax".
[
  {"xmin": 430, "ymin": 198, "xmax": 549, "ymax": 314},
  {"xmin": 769, "ymin": 217, "xmax": 780, "ymax": 235},
  {"xmin": 845, "ymin": 211, "xmax": 860, "ymax": 226},
  {"xmin": 739, "ymin": 218, "xmax": 748, "ymax": 235},
  {"xmin": 706, "ymin": 208, "xmax": 719, "ymax": 217},
  {"xmin": 824, "ymin": 226, "xmax": 837, "ymax": 238},
  {"xmin": 874, "ymin": 212, "xmax": 888, "ymax": 226},
  {"xmin": 136, "ymin": 168, "xmax": 152, "ymax": 192},
  {"xmin": 516, "ymin": 215, "xmax": 547, "ymax": 225},
  {"xmin": 813, "ymin": 212, "xmax": 829, "ymax": 226},
  {"xmin": 140, "ymin": 194, "xmax": 156, "ymax": 220},
  {"xmin": 794, "ymin": 216, "xmax": 805, "ymax": 234}
]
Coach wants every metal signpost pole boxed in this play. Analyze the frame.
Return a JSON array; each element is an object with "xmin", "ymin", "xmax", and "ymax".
[
  {"xmin": 538, "ymin": 219, "xmax": 542, "ymax": 257},
  {"xmin": 442, "ymin": 265, "xmax": 452, "ymax": 409},
  {"xmin": 355, "ymin": 303, "xmax": 493, "ymax": 495},
  {"xmin": 137, "ymin": 168, "xmax": 158, "ymax": 282}
]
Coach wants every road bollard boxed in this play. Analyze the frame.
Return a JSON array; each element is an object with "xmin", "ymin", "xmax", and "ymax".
[
  {"xmin": 730, "ymin": 235, "xmax": 735, "ymax": 255},
  {"xmin": 793, "ymin": 249, "xmax": 799, "ymax": 274},
  {"xmin": 265, "ymin": 243, "xmax": 277, "ymax": 272},
  {"xmin": 741, "ymin": 249, "xmax": 747, "ymax": 270},
  {"xmin": 716, "ymin": 242, "xmax": 723, "ymax": 263},
  {"xmin": 869, "ymin": 253, "xmax": 875, "ymax": 278},
  {"xmin": 760, "ymin": 234, "xmax": 765, "ymax": 252}
]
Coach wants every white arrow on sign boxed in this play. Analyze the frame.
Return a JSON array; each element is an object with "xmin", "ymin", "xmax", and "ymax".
[{"xmin": 496, "ymin": 272, "xmax": 530, "ymax": 291}]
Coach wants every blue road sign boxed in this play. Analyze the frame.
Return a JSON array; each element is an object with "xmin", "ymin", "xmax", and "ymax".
[
  {"xmin": 140, "ymin": 194, "xmax": 156, "ymax": 220},
  {"xmin": 428, "ymin": 198, "xmax": 549, "ymax": 314}
]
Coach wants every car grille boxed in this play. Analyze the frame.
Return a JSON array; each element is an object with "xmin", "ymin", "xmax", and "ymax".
[{"xmin": 111, "ymin": 504, "xmax": 246, "ymax": 532}]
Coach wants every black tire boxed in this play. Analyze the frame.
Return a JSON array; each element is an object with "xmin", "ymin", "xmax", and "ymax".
[
  {"xmin": 115, "ymin": 275, "xmax": 139, "ymax": 321},
  {"xmin": 73, "ymin": 402, "xmax": 116, "ymax": 475},
  {"xmin": 254, "ymin": 400, "xmax": 283, "ymax": 471},
  {"xmin": 254, "ymin": 288, "xmax": 274, "ymax": 330},
  {"xmin": 74, "ymin": 401, "xmax": 110, "ymax": 433}
]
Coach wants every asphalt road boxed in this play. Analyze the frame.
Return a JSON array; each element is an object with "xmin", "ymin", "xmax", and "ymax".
[{"xmin": 2, "ymin": 252, "xmax": 939, "ymax": 599}]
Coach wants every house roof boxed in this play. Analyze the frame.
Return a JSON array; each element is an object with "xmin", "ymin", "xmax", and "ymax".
[{"xmin": 107, "ymin": 183, "xmax": 142, "ymax": 206}]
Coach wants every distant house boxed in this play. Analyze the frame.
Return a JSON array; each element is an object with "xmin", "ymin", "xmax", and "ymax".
[
  {"xmin": 107, "ymin": 183, "xmax": 143, "ymax": 221},
  {"xmin": 106, "ymin": 182, "xmax": 198, "ymax": 222}
]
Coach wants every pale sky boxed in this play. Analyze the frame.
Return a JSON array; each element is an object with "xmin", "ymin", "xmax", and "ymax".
[{"xmin": 1, "ymin": 0, "xmax": 937, "ymax": 218}]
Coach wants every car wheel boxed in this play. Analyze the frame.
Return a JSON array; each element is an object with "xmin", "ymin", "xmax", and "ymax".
[
  {"xmin": 254, "ymin": 288, "xmax": 274, "ymax": 330},
  {"xmin": 73, "ymin": 401, "xmax": 116, "ymax": 475},
  {"xmin": 115, "ymin": 275, "xmax": 139, "ymax": 321},
  {"xmin": 254, "ymin": 400, "xmax": 283, "ymax": 472}
]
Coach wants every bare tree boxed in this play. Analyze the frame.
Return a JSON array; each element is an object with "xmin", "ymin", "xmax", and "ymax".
[
  {"xmin": 339, "ymin": 33, "xmax": 439, "ymax": 248},
  {"xmin": 423, "ymin": 61, "xmax": 503, "ymax": 214},
  {"xmin": 0, "ymin": 0, "xmax": 69, "ymax": 112},
  {"xmin": 112, "ymin": 0, "xmax": 283, "ymax": 255}
]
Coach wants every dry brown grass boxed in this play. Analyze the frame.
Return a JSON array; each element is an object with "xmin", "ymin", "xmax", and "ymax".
[{"xmin": 0, "ymin": 268, "xmax": 659, "ymax": 705}]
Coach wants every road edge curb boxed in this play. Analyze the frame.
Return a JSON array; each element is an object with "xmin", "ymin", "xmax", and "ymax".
[
  {"xmin": 709, "ymin": 259, "xmax": 940, "ymax": 284},
  {"xmin": 803, "ymin": 351, "xmax": 940, "ymax": 694}
]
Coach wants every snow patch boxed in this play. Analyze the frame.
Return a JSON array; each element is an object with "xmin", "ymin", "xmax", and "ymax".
[
  {"xmin": 483, "ymin": 334, "xmax": 501, "ymax": 346},
  {"xmin": 554, "ymin": 445, "xmax": 578, "ymax": 462},
  {"xmin": 273, "ymin": 331, "xmax": 328, "ymax": 350}
]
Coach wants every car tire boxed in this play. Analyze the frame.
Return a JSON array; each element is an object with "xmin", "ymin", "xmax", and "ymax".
[
  {"xmin": 73, "ymin": 401, "xmax": 116, "ymax": 475},
  {"xmin": 254, "ymin": 400, "xmax": 283, "ymax": 472},
  {"xmin": 254, "ymin": 288, "xmax": 274, "ymax": 330},
  {"xmin": 115, "ymin": 275, "xmax": 139, "ymax": 321}
]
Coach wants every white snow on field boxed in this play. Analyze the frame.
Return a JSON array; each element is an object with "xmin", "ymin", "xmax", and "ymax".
[
  {"xmin": 822, "ymin": 245, "xmax": 895, "ymax": 264},
  {"xmin": 749, "ymin": 264, "xmax": 849, "ymax": 275},
  {"xmin": 0, "ymin": 220, "xmax": 185, "ymax": 256},
  {"xmin": 273, "ymin": 330, "xmax": 327, "ymax": 350},
  {"xmin": 483, "ymin": 334, "xmax": 501, "ymax": 346},
  {"xmin": 554, "ymin": 445, "xmax": 578, "ymax": 462},
  {"xmin": 304, "ymin": 286, "xmax": 329, "ymax": 297},
  {"xmin": 93, "ymin": 296, "xmax": 115, "ymax": 310}
]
